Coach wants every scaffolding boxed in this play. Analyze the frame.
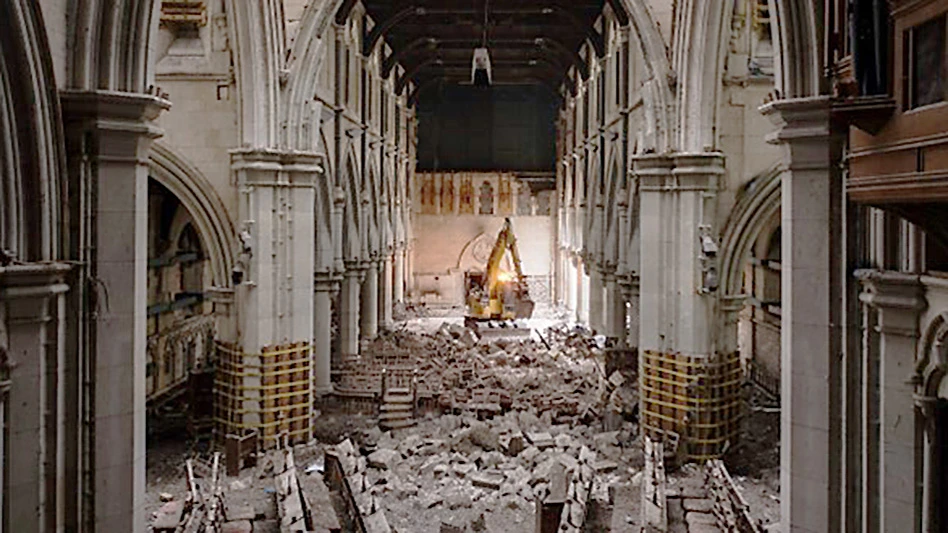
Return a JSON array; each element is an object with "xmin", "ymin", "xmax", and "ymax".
[
  {"xmin": 640, "ymin": 350, "xmax": 743, "ymax": 461},
  {"xmin": 213, "ymin": 341, "xmax": 313, "ymax": 448}
]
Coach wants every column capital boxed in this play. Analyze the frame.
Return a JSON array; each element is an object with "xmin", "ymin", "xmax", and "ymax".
[
  {"xmin": 760, "ymin": 96, "xmax": 833, "ymax": 143},
  {"xmin": 0, "ymin": 263, "xmax": 71, "ymax": 299},
  {"xmin": 60, "ymin": 90, "xmax": 171, "ymax": 126},
  {"xmin": 230, "ymin": 149, "xmax": 325, "ymax": 186},
  {"xmin": 856, "ymin": 270, "xmax": 927, "ymax": 312},
  {"xmin": 314, "ymin": 272, "xmax": 340, "ymax": 292}
]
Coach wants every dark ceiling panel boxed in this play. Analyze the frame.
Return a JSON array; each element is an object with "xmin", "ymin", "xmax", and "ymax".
[{"xmin": 356, "ymin": 0, "xmax": 609, "ymax": 94}]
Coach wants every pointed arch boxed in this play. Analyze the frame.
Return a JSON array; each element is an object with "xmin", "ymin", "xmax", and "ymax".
[
  {"xmin": 618, "ymin": 0, "xmax": 676, "ymax": 152},
  {"xmin": 148, "ymin": 142, "xmax": 237, "ymax": 287},
  {"xmin": 719, "ymin": 162, "xmax": 782, "ymax": 297},
  {"xmin": 675, "ymin": 0, "xmax": 823, "ymax": 152},
  {"xmin": 225, "ymin": 0, "xmax": 285, "ymax": 148},
  {"xmin": 1, "ymin": 0, "xmax": 66, "ymax": 261},
  {"xmin": 342, "ymin": 145, "xmax": 364, "ymax": 261},
  {"xmin": 602, "ymin": 144, "xmax": 624, "ymax": 268},
  {"xmin": 68, "ymin": 0, "xmax": 158, "ymax": 91}
]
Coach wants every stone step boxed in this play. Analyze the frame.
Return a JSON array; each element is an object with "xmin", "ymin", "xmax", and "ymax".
[
  {"xmin": 380, "ymin": 403, "xmax": 412, "ymax": 413},
  {"xmin": 378, "ymin": 410, "xmax": 413, "ymax": 421},
  {"xmin": 380, "ymin": 418, "xmax": 416, "ymax": 430}
]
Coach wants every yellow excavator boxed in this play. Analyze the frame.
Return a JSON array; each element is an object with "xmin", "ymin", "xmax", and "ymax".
[{"xmin": 464, "ymin": 218, "xmax": 535, "ymax": 330}]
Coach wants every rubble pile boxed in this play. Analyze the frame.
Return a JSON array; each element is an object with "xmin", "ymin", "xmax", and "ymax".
[
  {"xmin": 354, "ymin": 323, "xmax": 638, "ymax": 427},
  {"xmin": 324, "ymin": 408, "xmax": 639, "ymax": 533}
]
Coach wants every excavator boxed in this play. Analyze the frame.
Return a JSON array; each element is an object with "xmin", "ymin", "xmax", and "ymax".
[{"xmin": 464, "ymin": 218, "xmax": 535, "ymax": 334}]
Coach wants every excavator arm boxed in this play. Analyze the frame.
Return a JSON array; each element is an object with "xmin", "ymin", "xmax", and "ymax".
[{"xmin": 467, "ymin": 218, "xmax": 535, "ymax": 320}]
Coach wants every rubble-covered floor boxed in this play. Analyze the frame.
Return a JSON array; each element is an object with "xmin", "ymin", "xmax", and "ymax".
[{"xmin": 146, "ymin": 306, "xmax": 781, "ymax": 531}]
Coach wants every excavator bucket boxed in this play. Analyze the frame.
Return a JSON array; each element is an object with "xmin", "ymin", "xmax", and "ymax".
[{"xmin": 514, "ymin": 297, "xmax": 535, "ymax": 319}]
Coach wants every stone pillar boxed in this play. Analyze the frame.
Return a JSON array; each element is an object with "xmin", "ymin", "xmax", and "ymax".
[
  {"xmin": 62, "ymin": 91, "xmax": 169, "ymax": 533},
  {"xmin": 588, "ymin": 267, "xmax": 605, "ymax": 333},
  {"xmin": 621, "ymin": 275, "xmax": 640, "ymax": 350},
  {"xmin": 230, "ymin": 149, "xmax": 320, "ymax": 352},
  {"xmin": 567, "ymin": 255, "xmax": 578, "ymax": 317},
  {"xmin": 576, "ymin": 258, "xmax": 588, "ymax": 324},
  {"xmin": 313, "ymin": 276, "xmax": 335, "ymax": 394},
  {"xmin": 635, "ymin": 153, "xmax": 721, "ymax": 357},
  {"xmin": 380, "ymin": 256, "xmax": 394, "ymax": 330},
  {"xmin": 762, "ymin": 96, "xmax": 845, "ymax": 533},
  {"xmin": 361, "ymin": 261, "xmax": 380, "ymax": 340},
  {"xmin": 604, "ymin": 273, "xmax": 625, "ymax": 341},
  {"xmin": 340, "ymin": 267, "xmax": 362, "ymax": 358},
  {"xmin": 0, "ymin": 264, "xmax": 70, "ymax": 532},
  {"xmin": 393, "ymin": 249, "xmax": 405, "ymax": 303},
  {"xmin": 856, "ymin": 271, "xmax": 925, "ymax": 532}
]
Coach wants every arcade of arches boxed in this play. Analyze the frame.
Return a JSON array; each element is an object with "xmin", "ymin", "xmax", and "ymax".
[{"xmin": 2, "ymin": 0, "xmax": 948, "ymax": 531}]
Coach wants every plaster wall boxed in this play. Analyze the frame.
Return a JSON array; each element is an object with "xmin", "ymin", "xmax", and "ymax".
[
  {"xmin": 716, "ymin": 81, "xmax": 781, "ymax": 225},
  {"xmin": 155, "ymin": 80, "xmax": 239, "ymax": 224},
  {"xmin": 412, "ymin": 215, "xmax": 554, "ymax": 304}
]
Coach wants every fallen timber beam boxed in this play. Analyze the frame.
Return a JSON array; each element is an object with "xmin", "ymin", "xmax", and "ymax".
[
  {"xmin": 641, "ymin": 436, "xmax": 668, "ymax": 532},
  {"xmin": 705, "ymin": 459, "xmax": 766, "ymax": 533}
]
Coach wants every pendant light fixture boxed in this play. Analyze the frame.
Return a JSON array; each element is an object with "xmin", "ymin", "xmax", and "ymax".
[{"xmin": 472, "ymin": 0, "xmax": 492, "ymax": 87}]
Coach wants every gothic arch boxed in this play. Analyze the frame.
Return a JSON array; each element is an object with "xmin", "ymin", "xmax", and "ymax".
[
  {"xmin": 68, "ymin": 0, "xmax": 158, "ymax": 91},
  {"xmin": 0, "ymin": 0, "xmax": 66, "ymax": 261},
  {"xmin": 619, "ymin": 0, "xmax": 676, "ymax": 152},
  {"xmin": 148, "ymin": 142, "xmax": 237, "ymax": 287},
  {"xmin": 225, "ymin": 0, "xmax": 285, "ymax": 148},
  {"xmin": 675, "ymin": 0, "xmax": 823, "ymax": 153},
  {"xmin": 365, "ymin": 160, "xmax": 382, "ymax": 257},
  {"xmin": 719, "ymin": 162, "xmax": 782, "ymax": 297},
  {"xmin": 602, "ymin": 146, "xmax": 623, "ymax": 268},
  {"xmin": 283, "ymin": 0, "xmax": 350, "ymax": 151},
  {"xmin": 342, "ymin": 146, "xmax": 364, "ymax": 261}
]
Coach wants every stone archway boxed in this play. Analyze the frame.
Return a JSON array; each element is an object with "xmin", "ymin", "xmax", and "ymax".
[{"xmin": 149, "ymin": 142, "xmax": 237, "ymax": 288}]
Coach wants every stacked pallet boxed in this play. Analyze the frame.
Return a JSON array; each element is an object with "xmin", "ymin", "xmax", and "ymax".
[
  {"xmin": 705, "ymin": 459, "xmax": 765, "ymax": 533},
  {"xmin": 640, "ymin": 350, "xmax": 742, "ymax": 460},
  {"xmin": 214, "ymin": 341, "xmax": 314, "ymax": 449}
]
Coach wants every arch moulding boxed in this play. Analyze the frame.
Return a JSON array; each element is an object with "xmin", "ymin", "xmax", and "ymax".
[{"xmin": 149, "ymin": 142, "xmax": 237, "ymax": 288}]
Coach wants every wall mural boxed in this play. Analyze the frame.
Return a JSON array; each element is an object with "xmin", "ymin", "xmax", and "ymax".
[
  {"xmin": 498, "ymin": 176, "xmax": 513, "ymax": 215},
  {"xmin": 414, "ymin": 172, "xmax": 554, "ymax": 217},
  {"xmin": 478, "ymin": 181, "xmax": 495, "ymax": 215},
  {"xmin": 420, "ymin": 176, "xmax": 437, "ymax": 214},
  {"xmin": 459, "ymin": 177, "xmax": 475, "ymax": 214},
  {"xmin": 440, "ymin": 175, "xmax": 454, "ymax": 214}
]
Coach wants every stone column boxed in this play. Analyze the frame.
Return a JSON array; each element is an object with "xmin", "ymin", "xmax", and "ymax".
[
  {"xmin": 361, "ymin": 261, "xmax": 380, "ymax": 340},
  {"xmin": 380, "ymin": 256, "xmax": 394, "ymax": 330},
  {"xmin": 761, "ymin": 96, "xmax": 845, "ymax": 533},
  {"xmin": 620, "ymin": 275, "xmax": 640, "ymax": 350},
  {"xmin": 340, "ymin": 267, "xmax": 362, "ymax": 358},
  {"xmin": 393, "ymin": 248, "xmax": 405, "ymax": 303},
  {"xmin": 1, "ymin": 264, "xmax": 70, "ymax": 532},
  {"xmin": 635, "ymin": 153, "xmax": 721, "ymax": 357},
  {"xmin": 313, "ymin": 276, "xmax": 335, "ymax": 394},
  {"xmin": 62, "ymin": 91, "xmax": 169, "ymax": 533},
  {"xmin": 576, "ymin": 257, "xmax": 587, "ymax": 324},
  {"xmin": 856, "ymin": 271, "xmax": 925, "ymax": 532},
  {"xmin": 604, "ymin": 272, "xmax": 625, "ymax": 341},
  {"xmin": 588, "ymin": 267, "xmax": 605, "ymax": 333},
  {"xmin": 566, "ymin": 254, "xmax": 578, "ymax": 317},
  {"xmin": 230, "ymin": 149, "xmax": 320, "ymax": 352}
]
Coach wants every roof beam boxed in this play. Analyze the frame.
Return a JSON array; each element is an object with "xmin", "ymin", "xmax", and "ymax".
[
  {"xmin": 363, "ymin": 5, "xmax": 604, "ymax": 57},
  {"xmin": 381, "ymin": 37, "xmax": 589, "ymax": 79}
]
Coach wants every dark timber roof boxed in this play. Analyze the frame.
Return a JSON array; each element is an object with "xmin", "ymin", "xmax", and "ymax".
[{"xmin": 340, "ymin": 0, "xmax": 620, "ymax": 95}]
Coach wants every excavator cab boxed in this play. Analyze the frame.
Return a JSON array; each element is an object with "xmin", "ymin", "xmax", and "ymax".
[{"xmin": 464, "ymin": 218, "xmax": 535, "ymax": 331}]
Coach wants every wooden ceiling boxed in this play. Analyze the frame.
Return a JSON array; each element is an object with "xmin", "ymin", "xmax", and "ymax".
[{"xmin": 338, "ymin": 0, "xmax": 623, "ymax": 98}]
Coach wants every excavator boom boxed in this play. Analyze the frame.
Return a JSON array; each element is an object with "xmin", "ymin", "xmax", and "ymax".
[{"xmin": 466, "ymin": 218, "xmax": 535, "ymax": 323}]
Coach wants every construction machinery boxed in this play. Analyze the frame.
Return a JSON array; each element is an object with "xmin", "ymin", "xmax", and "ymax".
[{"xmin": 464, "ymin": 218, "xmax": 535, "ymax": 334}]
